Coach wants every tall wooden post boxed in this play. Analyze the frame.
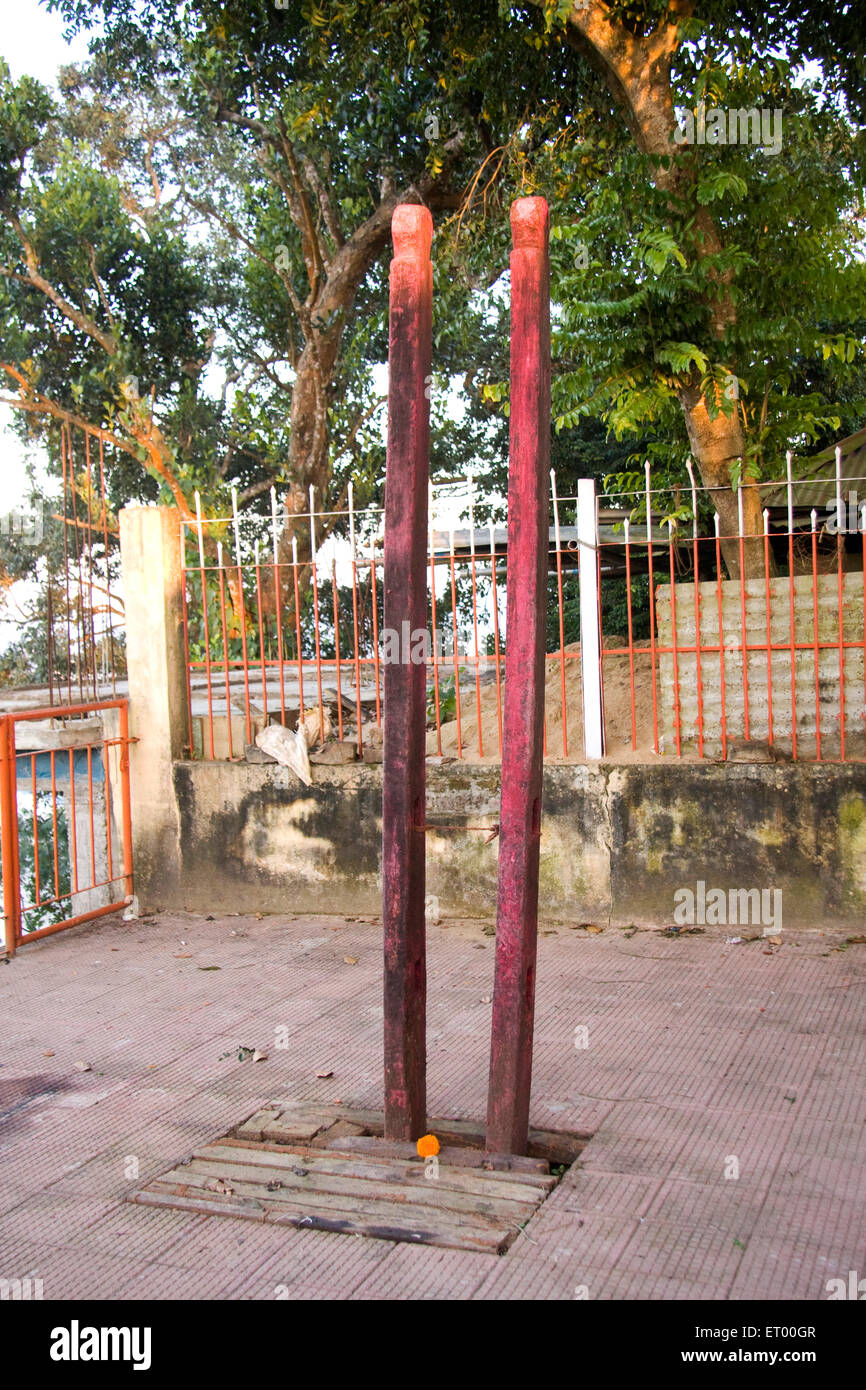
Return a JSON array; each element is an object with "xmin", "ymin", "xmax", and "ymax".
[
  {"xmin": 486, "ymin": 197, "xmax": 550, "ymax": 1155},
  {"xmin": 382, "ymin": 203, "xmax": 433, "ymax": 1142}
]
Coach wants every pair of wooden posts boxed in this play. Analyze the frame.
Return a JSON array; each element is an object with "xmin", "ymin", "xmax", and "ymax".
[{"xmin": 382, "ymin": 196, "xmax": 550, "ymax": 1155}]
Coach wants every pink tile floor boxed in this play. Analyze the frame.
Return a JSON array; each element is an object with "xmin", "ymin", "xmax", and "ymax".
[{"xmin": 0, "ymin": 911, "xmax": 863, "ymax": 1300}]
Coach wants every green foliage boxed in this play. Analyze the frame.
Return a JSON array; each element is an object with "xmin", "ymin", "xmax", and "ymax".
[
  {"xmin": 25, "ymin": 0, "xmax": 866, "ymax": 529},
  {"xmin": 13, "ymin": 788, "xmax": 73, "ymax": 933}
]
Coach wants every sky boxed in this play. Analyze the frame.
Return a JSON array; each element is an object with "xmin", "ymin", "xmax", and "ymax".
[
  {"xmin": 0, "ymin": 1, "xmax": 93, "ymax": 647},
  {"xmin": 1, "ymin": 0, "xmax": 92, "ymax": 508}
]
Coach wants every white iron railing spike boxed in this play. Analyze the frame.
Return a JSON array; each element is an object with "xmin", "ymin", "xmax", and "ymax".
[
  {"xmin": 194, "ymin": 490, "xmax": 206, "ymax": 569},
  {"xmin": 551, "ymin": 468, "xmax": 562, "ymax": 549},
  {"xmin": 685, "ymin": 457, "xmax": 698, "ymax": 540},
  {"xmin": 231, "ymin": 486, "xmax": 241, "ymax": 564},
  {"xmin": 270, "ymin": 486, "xmax": 279, "ymax": 565},
  {"xmin": 786, "ymin": 450, "xmax": 794, "ymax": 542}
]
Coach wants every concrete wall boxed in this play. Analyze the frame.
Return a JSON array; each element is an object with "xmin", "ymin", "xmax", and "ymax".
[
  {"xmin": 119, "ymin": 506, "xmax": 866, "ymax": 931},
  {"xmin": 153, "ymin": 758, "xmax": 866, "ymax": 930},
  {"xmin": 656, "ymin": 572, "xmax": 866, "ymax": 756},
  {"xmin": 120, "ymin": 506, "xmax": 189, "ymax": 909}
]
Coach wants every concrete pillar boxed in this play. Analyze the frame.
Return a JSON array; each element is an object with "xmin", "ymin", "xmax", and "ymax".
[{"xmin": 119, "ymin": 506, "xmax": 189, "ymax": 909}]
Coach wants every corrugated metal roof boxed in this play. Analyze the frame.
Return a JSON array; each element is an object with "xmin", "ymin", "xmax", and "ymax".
[{"xmin": 760, "ymin": 427, "xmax": 866, "ymax": 511}]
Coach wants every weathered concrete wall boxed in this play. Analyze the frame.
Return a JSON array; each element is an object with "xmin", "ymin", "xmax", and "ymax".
[
  {"xmin": 656, "ymin": 572, "xmax": 866, "ymax": 756},
  {"xmin": 156, "ymin": 759, "xmax": 866, "ymax": 930},
  {"xmin": 120, "ymin": 506, "xmax": 190, "ymax": 910}
]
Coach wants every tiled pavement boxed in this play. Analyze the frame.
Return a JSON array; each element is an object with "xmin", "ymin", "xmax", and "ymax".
[{"xmin": 0, "ymin": 911, "xmax": 863, "ymax": 1300}]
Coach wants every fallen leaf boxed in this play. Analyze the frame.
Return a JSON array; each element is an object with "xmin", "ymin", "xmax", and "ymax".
[
  {"xmin": 198, "ymin": 965, "xmax": 221, "ymax": 971},
  {"xmin": 765, "ymin": 935, "xmax": 782, "ymax": 946},
  {"xmin": 343, "ymin": 955, "xmax": 358, "ymax": 965},
  {"xmin": 846, "ymin": 934, "xmax": 866, "ymax": 945},
  {"xmin": 206, "ymin": 1177, "xmax": 234, "ymax": 1195},
  {"xmin": 480, "ymin": 995, "xmax": 492, "ymax": 1004},
  {"xmin": 316, "ymin": 1069, "xmax": 334, "ymax": 1079},
  {"xmin": 252, "ymin": 1049, "xmax": 268, "ymax": 1063},
  {"xmin": 174, "ymin": 953, "xmax": 193, "ymax": 959},
  {"xmin": 73, "ymin": 1060, "xmax": 91, "ymax": 1072},
  {"xmin": 584, "ymin": 924, "xmax": 603, "ymax": 934},
  {"xmin": 43, "ymin": 1050, "xmax": 55, "ymax": 1057}
]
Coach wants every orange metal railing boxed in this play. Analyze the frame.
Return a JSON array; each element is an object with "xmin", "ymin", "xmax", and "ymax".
[
  {"xmin": 0, "ymin": 699, "xmax": 133, "ymax": 956},
  {"xmin": 181, "ymin": 470, "xmax": 866, "ymax": 767}
]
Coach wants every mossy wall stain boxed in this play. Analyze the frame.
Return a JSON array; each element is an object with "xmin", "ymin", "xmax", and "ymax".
[
  {"xmin": 166, "ymin": 759, "xmax": 866, "ymax": 927},
  {"xmin": 838, "ymin": 793, "xmax": 866, "ymax": 907}
]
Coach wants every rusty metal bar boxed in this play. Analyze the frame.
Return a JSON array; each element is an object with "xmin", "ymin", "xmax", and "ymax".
[
  {"xmin": 486, "ymin": 196, "xmax": 550, "ymax": 1156},
  {"xmin": 194, "ymin": 497, "xmax": 216, "ymax": 761},
  {"xmin": 118, "ymin": 700, "xmax": 134, "ymax": 903},
  {"xmin": 428, "ymin": 490, "xmax": 443, "ymax": 757},
  {"xmin": 1, "ymin": 701, "xmax": 134, "ymax": 946},
  {"xmin": 0, "ymin": 716, "xmax": 21, "ymax": 955},
  {"xmin": 382, "ymin": 203, "xmax": 432, "ymax": 1142},
  {"xmin": 489, "ymin": 521, "xmax": 504, "ymax": 759},
  {"xmin": 348, "ymin": 484, "xmax": 364, "ymax": 755},
  {"xmin": 309, "ymin": 490, "xmax": 326, "ymax": 744}
]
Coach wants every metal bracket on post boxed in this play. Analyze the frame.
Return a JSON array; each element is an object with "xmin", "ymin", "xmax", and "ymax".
[
  {"xmin": 577, "ymin": 477, "xmax": 605, "ymax": 760},
  {"xmin": 486, "ymin": 196, "xmax": 551, "ymax": 1156},
  {"xmin": 382, "ymin": 204, "xmax": 433, "ymax": 1143}
]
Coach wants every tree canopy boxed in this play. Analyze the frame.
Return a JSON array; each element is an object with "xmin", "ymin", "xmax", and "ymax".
[{"xmin": 2, "ymin": 0, "xmax": 863, "ymax": 588}]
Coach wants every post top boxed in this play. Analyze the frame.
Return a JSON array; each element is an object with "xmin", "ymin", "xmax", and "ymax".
[
  {"xmin": 392, "ymin": 203, "xmax": 433, "ymax": 259},
  {"xmin": 511, "ymin": 196, "xmax": 549, "ymax": 248}
]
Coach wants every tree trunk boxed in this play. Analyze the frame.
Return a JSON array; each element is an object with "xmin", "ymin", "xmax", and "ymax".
[
  {"xmin": 678, "ymin": 380, "xmax": 766, "ymax": 579},
  {"xmin": 558, "ymin": 0, "xmax": 771, "ymax": 577}
]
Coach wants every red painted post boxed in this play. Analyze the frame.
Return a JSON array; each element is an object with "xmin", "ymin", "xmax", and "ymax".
[
  {"xmin": 382, "ymin": 204, "xmax": 433, "ymax": 1142},
  {"xmin": 486, "ymin": 197, "xmax": 550, "ymax": 1155}
]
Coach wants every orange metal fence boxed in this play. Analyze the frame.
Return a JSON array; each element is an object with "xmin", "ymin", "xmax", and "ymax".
[
  {"xmin": 0, "ymin": 700, "xmax": 134, "ymax": 955},
  {"xmin": 181, "ymin": 467, "xmax": 866, "ymax": 767}
]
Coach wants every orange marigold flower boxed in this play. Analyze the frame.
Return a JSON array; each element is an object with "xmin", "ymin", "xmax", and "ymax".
[{"xmin": 416, "ymin": 1133, "xmax": 440, "ymax": 1158}]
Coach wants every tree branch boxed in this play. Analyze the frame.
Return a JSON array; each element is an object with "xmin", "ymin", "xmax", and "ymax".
[{"xmin": 3, "ymin": 213, "xmax": 117, "ymax": 356}]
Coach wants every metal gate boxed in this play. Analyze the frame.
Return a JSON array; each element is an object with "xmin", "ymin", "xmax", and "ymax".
[{"xmin": 0, "ymin": 699, "xmax": 133, "ymax": 956}]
